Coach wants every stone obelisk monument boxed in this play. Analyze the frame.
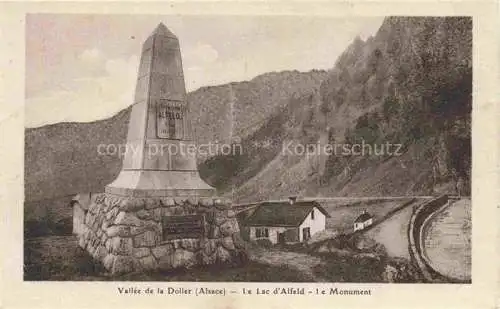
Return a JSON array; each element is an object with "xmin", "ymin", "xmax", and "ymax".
[
  {"xmin": 74, "ymin": 23, "xmax": 246, "ymax": 275},
  {"xmin": 106, "ymin": 22, "xmax": 215, "ymax": 197}
]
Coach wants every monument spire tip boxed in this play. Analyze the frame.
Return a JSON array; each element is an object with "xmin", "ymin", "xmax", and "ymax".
[{"xmin": 152, "ymin": 22, "xmax": 177, "ymax": 38}]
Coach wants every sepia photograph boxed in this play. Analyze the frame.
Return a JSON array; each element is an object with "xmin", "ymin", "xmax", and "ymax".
[{"xmin": 23, "ymin": 14, "xmax": 472, "ymax": 285}]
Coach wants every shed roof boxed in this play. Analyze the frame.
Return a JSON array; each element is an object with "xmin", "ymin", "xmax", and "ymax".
[
  {"xmin": 244, "ymin": 201, "xmax": 330, "ymax": 227},
  {"xmin": 354, "ymin": 212, "xmax": 373, "ymax": 223}
]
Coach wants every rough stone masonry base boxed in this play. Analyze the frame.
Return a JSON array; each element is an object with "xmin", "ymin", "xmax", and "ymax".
[{"xmin": 77, "ymin": 193, "xmax": 248, "ymax": 274}]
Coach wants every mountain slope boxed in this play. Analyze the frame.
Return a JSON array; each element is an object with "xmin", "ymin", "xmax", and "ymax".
[
  {"xmin": 25, "ymin": 109, "xmax": 130, "ymax": 203},
  {"xmin": 25, "ymin": 17, "xmax": 472, "ymax": 208},
  {"xmin": 320, "ymin": 16, "xmax": 472, "ymax": 192},
  {"xmin": 25, "ymin": 70, "xmax": 327, "ymax": 204},
  {"xmin": 222, "ymin": 16, "xmax": 472, "ymax": 202}
]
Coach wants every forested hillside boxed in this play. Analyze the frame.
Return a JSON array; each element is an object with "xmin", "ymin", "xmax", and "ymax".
[{"xmin": 206, "ymin": 16, "xmax": 471, "ymax": 201}]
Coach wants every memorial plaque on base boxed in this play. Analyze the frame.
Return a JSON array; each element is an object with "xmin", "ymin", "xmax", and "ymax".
[{"xmin": 162, "ymin": 214, "xmax": 204, "ymax": 240}]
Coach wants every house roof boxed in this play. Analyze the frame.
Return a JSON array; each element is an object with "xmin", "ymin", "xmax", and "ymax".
[
  {"xmin": 244, "ymin": 201, "xmax": 331, "ymax": 227},
  {"xmin": 354, "ymin": 212, "xmax": 373, "ymax": 223}
]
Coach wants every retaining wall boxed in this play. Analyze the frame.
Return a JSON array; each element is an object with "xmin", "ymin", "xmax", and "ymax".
[{"xmin": 408, "ymin": 195, "xmax": 456, "ymax": 283}]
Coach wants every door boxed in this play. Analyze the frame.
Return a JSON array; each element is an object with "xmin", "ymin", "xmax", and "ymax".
[
  {"xmin": 302, "ymin": 227, "xmax": 311, "ymax": 241},
  {"xmin": 278, "ymin": 232, "xmax": 285, "ymax": 244}
]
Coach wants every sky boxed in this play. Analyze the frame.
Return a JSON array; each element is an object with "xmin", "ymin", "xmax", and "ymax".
[{"xmin": 25, "ymin": 14, "xmax": 384, "ymax": 128}]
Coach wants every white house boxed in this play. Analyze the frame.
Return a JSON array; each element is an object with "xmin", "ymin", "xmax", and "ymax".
[
  {"xmin": 353, "ymin": 211, "xmax": 373, "ymax": 231},
  {"xmin": 243, "ymin": 198, "xmax": 330, "ymax": 244}
]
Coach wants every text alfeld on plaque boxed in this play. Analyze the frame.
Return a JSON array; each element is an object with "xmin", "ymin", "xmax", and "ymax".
[{"xmin": 157, "ymin": 99, "xmax": 186, "ymax": 139}]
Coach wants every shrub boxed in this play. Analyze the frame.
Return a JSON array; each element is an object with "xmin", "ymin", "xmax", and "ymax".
[
  {"xmin": 24, "ymin": 219, "xmax": 51, "ymax": 238},
  {"xmin": 255, "ymin": 239, "xmax": 273, "ymax": 248},
  {"xmin": 51, "ymin": 218, "xmax": 73, "ymax": 236}
]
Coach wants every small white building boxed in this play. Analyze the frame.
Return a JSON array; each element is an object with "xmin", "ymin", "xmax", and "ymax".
[
  {"xmin": 244, "ymin": 198, "xmax": 330, "ymax": 244},
  {"xmin": 353, "ymin": 211, "xmax": 373, "ymax": 231},
  {"xmin": 71, "ymin": 193, "xmax": 91, "ymax": 236}
]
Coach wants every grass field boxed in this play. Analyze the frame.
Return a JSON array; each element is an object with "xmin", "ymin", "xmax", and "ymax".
[{"xmin": 24, "ymin": 236, "xmax": 309, "ymax": 282}]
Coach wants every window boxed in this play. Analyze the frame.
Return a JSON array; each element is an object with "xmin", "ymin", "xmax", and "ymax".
[
  {"xmin": 311, "ymin": 209, "xmax": 315, "ymax": 220},
  {"xmin": 255, "ymin": 228, "xmax": 269, "ymax": 238}
]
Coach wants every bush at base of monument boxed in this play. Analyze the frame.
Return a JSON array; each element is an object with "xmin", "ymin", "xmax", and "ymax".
[{"xmin": 76, "ymin": 193, "xmax": 248, "ymax": 275}]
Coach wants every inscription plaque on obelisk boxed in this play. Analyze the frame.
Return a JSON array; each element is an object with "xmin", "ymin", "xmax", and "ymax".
[
  {"xmin": 157, "ymin": 101, "xmax": 186, "ymax": 139},
  {"xmin": 106, "ymin": 23, "xmax": 215, "ymax": 197}
]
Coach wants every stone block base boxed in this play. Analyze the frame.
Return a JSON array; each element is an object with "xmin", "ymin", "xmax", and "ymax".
[{"xmin": 76, "ymin": 192, "xmax": 248, "ymax": 274}]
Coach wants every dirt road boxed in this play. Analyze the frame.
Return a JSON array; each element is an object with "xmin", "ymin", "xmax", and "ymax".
[{"xmin": 364, "ymin": 205, "xmax": 414, "ymax": 258}]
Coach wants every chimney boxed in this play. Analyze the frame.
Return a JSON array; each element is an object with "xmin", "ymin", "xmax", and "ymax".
[{"xmin": 288, "ymin": 196, "xmax": 297, "ymax": 205}]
